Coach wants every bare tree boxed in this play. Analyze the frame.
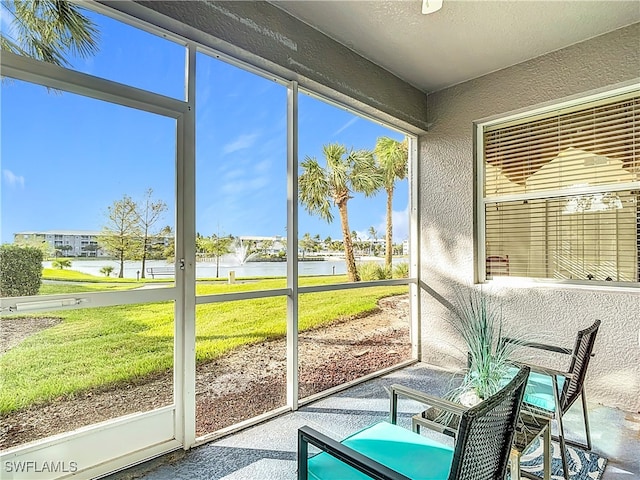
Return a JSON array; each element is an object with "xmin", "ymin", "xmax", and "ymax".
[
  {"xmin": 135, "ymin": 189, "xmax": 168, "ymax": 279},
  {"xmin": 99, "ymin": 195, "xmax": 138, "ymax": 278}
]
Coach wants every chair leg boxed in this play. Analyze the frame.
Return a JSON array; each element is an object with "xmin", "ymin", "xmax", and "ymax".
[
  {"xmin": 556, "ymin": 415, "xmax": 570, "ymax": 480},
  {"xmin": 581, "ymin": 390, "xmax": 592, "ymax": 451},
  {"xmin": 542, "ymin": 421, "xmax": 551, "ymax": 480},
  {"xmin": 298, "ymin": 430, "xmax": 309, "ymax": 480},
  {"xmin": 551, "ymin": 376, "xmax": 570, "ymax": 480},
  {"xmin": 552, "ymin": 391, "xmax": 592, "ymax": 451}
]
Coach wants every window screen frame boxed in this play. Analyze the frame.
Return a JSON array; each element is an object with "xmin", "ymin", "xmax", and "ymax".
[{"xmin": 476, "ymin": 84, "xmax": 640, "ymax": 287}]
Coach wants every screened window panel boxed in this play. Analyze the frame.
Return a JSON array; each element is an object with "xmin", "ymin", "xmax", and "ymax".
[{"xmin": 482, "ymin": 91, "xmax": 639, "ymax": 284}]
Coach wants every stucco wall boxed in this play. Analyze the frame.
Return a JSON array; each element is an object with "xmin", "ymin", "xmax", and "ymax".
[{"xmin": 420, "ymin": 23, "xmax": 640, "ymax": 412}]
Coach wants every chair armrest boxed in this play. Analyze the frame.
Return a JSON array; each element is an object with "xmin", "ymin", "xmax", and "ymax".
[
  {"xmin": 502, "ymin": 337, "xmax": 572, "ymax": 355},
  {"xmin": 510, "ymin": 360, "xmax": 574, "ymax": 380},
  {"xmin": 297, "ymin": 426, "xmax": 411, "ymax": 480},
  {"xmin": 412, "ymin": 414, "xmax": 459, "ymax": 437},
  {"xmin": 389, "ymin": 384, "xmax": 467, "ymax": 425}
]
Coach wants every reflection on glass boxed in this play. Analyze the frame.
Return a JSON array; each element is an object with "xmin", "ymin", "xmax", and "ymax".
[
  {"xmin": 0, "ymin": 302, "xmax": 175, "ymax": 449},
  {"xmin": 195, "ymin": 298, "xmax": 287, "ymax": 436},
  {"xmin": 1, "ymin": 79, "xmax": 176, "ymax": 293},
  {"xmin": 298, "ymin": 285, "xmax": 411, "ymax": 399}
]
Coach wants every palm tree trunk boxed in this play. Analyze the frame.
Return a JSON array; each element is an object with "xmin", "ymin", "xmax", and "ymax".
[
  {"xmin": 385, "ymin": 186, "xmax": 394, "ymax": 269},
  {"xmin": 338, "ymin": 200, "xmax": 360, "ymax": 282}
]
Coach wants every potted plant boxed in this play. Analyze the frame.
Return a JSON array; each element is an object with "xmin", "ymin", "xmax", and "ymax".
[
  {"xmin": 448, "ymin": 287, "xmax": 523, "ymax": 405},
  {"xmin": 427, "ymin": 288, "xmax": 526, "ymax": 426}
]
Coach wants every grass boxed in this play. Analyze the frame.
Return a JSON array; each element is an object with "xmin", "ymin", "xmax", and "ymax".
[
  {"xmin": 42, "ymin": 268, "xmax": 141, "ymax": 283},
  {"xmin": 0, "ymin": 273, "xmax": 407, "ymax": 415}
]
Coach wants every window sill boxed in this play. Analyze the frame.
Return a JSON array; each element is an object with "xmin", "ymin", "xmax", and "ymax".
[{"xmin": 483, "ymin": 276, "xmax": 639, "ymax": 293}]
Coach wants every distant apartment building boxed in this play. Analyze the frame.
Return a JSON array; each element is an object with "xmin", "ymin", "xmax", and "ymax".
[{"xmin": 14, "ymin": 230, "xmax": 107, "ymax": 257}]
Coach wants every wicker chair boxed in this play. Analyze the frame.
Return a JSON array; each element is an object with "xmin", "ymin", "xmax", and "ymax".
[
  {"xmin": 502, "ymin": 319, "xmax": 601, "ymax": 478},
  {"xmin": 297, "ymin": 366, "xmax": 530, "ymax": 480}
]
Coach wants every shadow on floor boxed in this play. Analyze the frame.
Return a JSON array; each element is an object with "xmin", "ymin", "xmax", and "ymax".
[{"xmin": 104, "ymin": 362, "xmax": 640, "ymax": 480}]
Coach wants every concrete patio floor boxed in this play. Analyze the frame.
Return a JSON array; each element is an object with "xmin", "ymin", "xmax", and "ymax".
[{"xmin": 106, "ymin": 363, "xmax": 639, "ymax": 480}]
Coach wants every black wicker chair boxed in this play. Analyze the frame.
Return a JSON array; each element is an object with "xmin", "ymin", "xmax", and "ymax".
[
  {"xmin": 297, "ymin": 366, "xmax": 530, "ymax": 480},
  {"xmin": 502, "ymin": 319, "xmax": 601, "ymax": 478}
]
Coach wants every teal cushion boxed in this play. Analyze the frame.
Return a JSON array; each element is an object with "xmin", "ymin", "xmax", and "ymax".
[
  {"xmin": 505, "ymin": 367, "xmax": 565, "ymax": 412},
  {"xmin": 307, "ymin": 422, "xmax": 454, "ymax": 480}
]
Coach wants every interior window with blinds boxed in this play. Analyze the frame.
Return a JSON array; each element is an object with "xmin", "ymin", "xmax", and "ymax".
[{"xmin": 481, "ymin": 92, "xmax": 639, "ymax": 284}]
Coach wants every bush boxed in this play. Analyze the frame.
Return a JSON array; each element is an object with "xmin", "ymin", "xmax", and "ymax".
[
  {"xmin": 357, "ymin": 261, "xmax": 391, "ymax": 281},
  {"xmin": 52, "ymin": 258, "xmax": 72, "ymax": 269},
  {"xmin": 0, "ymin": 244, "xmax": 43, "ymax": 297},
  {"xmin": 392, "ymin": 262, "xmax": 409, "ymax": 278},
  {"xmin": 100, "ymin": 266, "xmax": 114, "ymax": 277}
]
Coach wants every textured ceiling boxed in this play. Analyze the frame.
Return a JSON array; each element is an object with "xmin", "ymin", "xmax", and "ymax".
[{"xmin": 271, "ymin": 1, "xmax": 640, "ymax": 93}]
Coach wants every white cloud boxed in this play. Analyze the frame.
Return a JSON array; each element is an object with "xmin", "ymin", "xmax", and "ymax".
[
  {"xmin": 222, "ymin": 133, "xmax": 259, "ymax": 154},
  {"xmin": 220, "ymin": 175, "xmax": 270, "ymax": 196},
  {"xmin": 332, "ymin": 117, "xmax": 359, "ymax": 137},
  {"xmin": 364, "ymin": 206, "xmax": 409, "ymax": 242},
  {"xmin": 391, "ymin": 207, "xmax": 409, "ymax": 242},
  {"xmin": 3, "ymin": 169, "xmax": 25, "ymax": 188},
  {"xmin": 255, "ymin": 158, "xmax": 271, "ymax": 173}
]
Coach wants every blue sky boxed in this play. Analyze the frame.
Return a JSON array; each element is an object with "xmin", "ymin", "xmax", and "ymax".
[{"xmin": 1, "ymin": 6, "xmax": 408, "ymax": 245}]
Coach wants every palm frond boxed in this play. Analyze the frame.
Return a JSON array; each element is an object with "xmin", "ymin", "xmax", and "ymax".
[
  {"xmin": 349, "ymin": 148, "xmax": 383, "ymax": 196},
  {"xmin": 298, "ymin": 156, "xmax": 333, "ymax": 222},
  {"xmin": 2, "ymin": 0, "xmax": 99, "ymax": 67},
  {"xmin": 374, "ymin": 136, "xmax": 408, "ymax": 188}
]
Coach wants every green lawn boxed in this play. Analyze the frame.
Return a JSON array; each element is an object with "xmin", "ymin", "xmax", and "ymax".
[
  {"xmin": 42, "ymin": 268, "xmax": 141, "ymax": 282},
  {"xmin": 0, "ymin": 274, "xmax": 406, "ymax": 414}
]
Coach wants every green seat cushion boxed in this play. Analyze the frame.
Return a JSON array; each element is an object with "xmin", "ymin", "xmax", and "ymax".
[
  {"xmin": 505, "ymin": 367, "xmax": 565, "ymax": 412},
  {"xmin": 307, "ymin": 421, "xmax": 454, "ymax": 480}
]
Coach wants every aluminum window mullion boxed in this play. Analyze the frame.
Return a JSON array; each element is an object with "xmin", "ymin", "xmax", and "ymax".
[
  {"xmin": 0, "ymin": 287, "xmax": 177, "ymax": 313},
  {"xmin": 1, "ymin": 51, "xmax": 188, "ymax": 118},
  {"xmin": 175, "ymin": 43, "xmax": 197, "ymax": 449},
  {"xmin": 287, "ymin": 81, "xmax": 299, "ymax": 410},
  {"xmin": 408, "ymin": 135, "xmax": 421, "ymax": 360},
  {"xmin": 476, "ymin": 123, "xmax": 488, "ymax": 282}
]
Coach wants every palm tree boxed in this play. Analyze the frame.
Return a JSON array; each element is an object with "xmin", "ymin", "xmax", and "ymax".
[
  {"xmin": 1, "ymin": 0, "xmax": 99, "ymax": 67},
  {"xmin": 197, "ymin": 234, "xmax": 233, "ymax": 278},
  {"xmin": 299, "ymin": 143, "xmax": 382, "ymax": 282},
  {"xmin": 374, "ymin": 137, "xmax": 408, "ymax": 269},
  {"xmin": 367, "ymin": 226, "xmax": 378, "ymax": 255}
]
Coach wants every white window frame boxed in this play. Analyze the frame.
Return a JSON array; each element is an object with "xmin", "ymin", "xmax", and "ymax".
[{"xmin": 476, "ymin": 82, "xmax": 640, "ymax": 288}]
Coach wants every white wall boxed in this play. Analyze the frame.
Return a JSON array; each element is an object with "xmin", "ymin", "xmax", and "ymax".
[{"xmin": 420, "ymin": 23, "xmax": 640, "ymax": 411}]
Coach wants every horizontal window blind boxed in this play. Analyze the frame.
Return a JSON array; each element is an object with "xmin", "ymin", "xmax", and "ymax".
[
  {"xmin": 481, "ymin": 91, "xmax": 639, "ymax": 284},
  {"xmin": 485, "ymin": 191, "xmax": 638, "ymax": 282},
  {"xmin": 484, "ymin": 95, "xmax": 639, "ymax": 197}
]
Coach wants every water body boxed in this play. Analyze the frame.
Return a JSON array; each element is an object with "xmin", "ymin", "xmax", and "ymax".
[{"xmin": 43, "ymin": 256, "xmax": 403, "ymax": 279}]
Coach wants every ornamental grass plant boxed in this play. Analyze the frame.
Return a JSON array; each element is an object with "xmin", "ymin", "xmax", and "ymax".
[{"xmin": 447, "ymin": 287, "xmax": 525, "ymax": 404}]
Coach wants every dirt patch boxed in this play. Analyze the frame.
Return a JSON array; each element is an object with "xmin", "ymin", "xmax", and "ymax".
[
  {"xmin": 0, "ymin": 294, "xmax": 410, "ymax": 450},
  {"xmin": 0, "ymin": 317, "xmax": 61, "ymax": 354}
]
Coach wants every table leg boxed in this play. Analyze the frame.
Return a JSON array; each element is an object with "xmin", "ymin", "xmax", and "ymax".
[{"xmin": 510, "ymin": 448, "xmax": 521, "ymax": 480}]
